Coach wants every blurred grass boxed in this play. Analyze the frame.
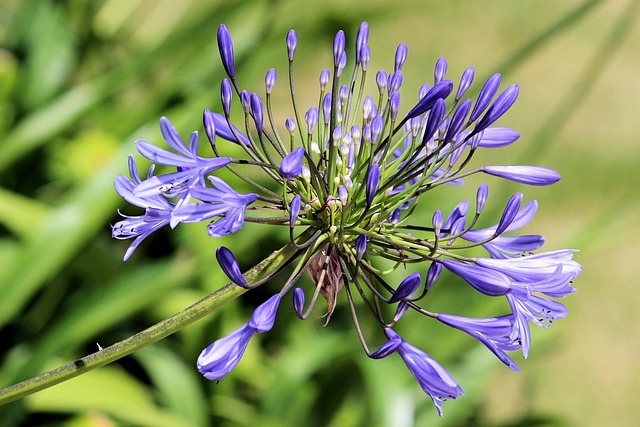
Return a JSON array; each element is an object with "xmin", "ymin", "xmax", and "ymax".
[{"xmin": 1, "ymin": 0, "xmax": 639, "ymax": 426}]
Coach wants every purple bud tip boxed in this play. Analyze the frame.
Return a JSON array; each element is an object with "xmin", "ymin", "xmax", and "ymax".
[
  {"xmin": 432, "ymin": 210, "xmax": 443, "ymax": 234},
  {"xmin": 496, "ymin": 192, "xmax": 523, "ymax": 235},
  {"xmin": 425, "ymin": 262, "xmax": 442, "ymax": 292},
  {"xmin": 475, "ymin": 127, "xmax": 520, "ymax": 148},
  {"xmin": 279, "ymin": 146, "xmax": 305, "ymax": 179},
  {"xmin": 390, "ymin": 92, "xmax": 401, "ymax": 121},
  {"xmin": 221, "ymin": 78, "xmax": 233, "ymax": 116},
  {"xmin": 456, "ymin": 66, "xmax": 475, "ymax": 99},
  {"xmin": 355, "ymin": 234, "xmax": 367, "ymax": 260},
  {"xmin": 285, "ymin": 118, "xmax": 296, "ymax": 134},
  {"xmin": 305, "ymin": 106, "xmax": 319, "ymax": 134},
  {"xmin": 444, "ymin": 98, "xmax": 472, "ymax": 143},
  {"xmin": 290, "ymin": 195, "xmax": 301, "ymax": 227},
  {"xmin": 216, "ymin": 246, "xmax": 247, "ymax": 288},
  {"xmin": 482, "ymin": 165, "xmax": 561, "ymax": 186},
  {"xmin": 422, "ymin": 98, "xmax": 446, "ymax": 144},
  {"xmin": 376, "ymin": 70, "xmax": 387, "ymax": 93},
  {"xmin": 240, "ymin": 90, "xmax": 250, "ymax": 112},
  {"xmin": 476, "ymin": 183, "xmax": 489, "ymax": 214},
  {"xmin": 217, "ymin": 24, "xmax": 235, "ymax": 78},
  {"xmin": 287, "ymin": 30, "xmax": 297, "ymax": 61},
  {"xmin": 356, "ymin": 22, "xmax": 369, "ymax": 64},
  {"xmin": 333, "ymin": 30, "xmax": 346, "ymax": 67},
  {"xmin": 469, "ymin": 73, "xmax": 501, "ymax": 122},
  {"xmin": 405, "ymin": 80, "xmax": 453, "ymax": 119},
  {"xmin": 338, "ymin": 185, "xmax": 348, "ymax": 205},
  {"xmin": 319, "ymin": 68, "xmax": 331, "ymax": 91},
  {"xmin": 203, "ymin": 109, "xmax": 216, "ymax": 145},
  {"xmin": 389, "ymin": 272, "xmax": 421, "ymax": 303},
  {"xmin": 250, "ymin": 93, "xmax": 264, "ymax": 133},
  {"xmin": 473, "ymin": 84, "xmax": 519, "ymax": 134},
  {"xmin": 365, "ymin": 163, "xmax": 381, "ymax": 206},
  {"xmin": 265, "ymin": 68, "xmax": 277, "ymax": 94},
  {"xmin": 293, "ymin": 288, "xmax": 305, "ymax": 319},
  {"xmin": 434, "ymin": 57, "xmax": 448, "ymax": 84},
  {"xmin": 370, "ymin": 115, "xmax": 384, "ymax": 143},
  {"xmin": 370, "ymin": 338, "xmax": 402, "ymax": 359},
  {"xmin": 394, "ymin": 43, "xmax": 408, "ymax": 71},
  {"xmin": 249, "ymin": 294, "xmax": 281, "ymax": 332}
]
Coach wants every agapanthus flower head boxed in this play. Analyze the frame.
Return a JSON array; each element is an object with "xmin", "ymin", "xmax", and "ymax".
[{"xmin": 113, "ymin": 21, "xmax": 581, "ymax": 416}]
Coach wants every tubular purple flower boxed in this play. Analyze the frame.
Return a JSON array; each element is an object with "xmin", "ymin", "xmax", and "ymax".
[
  {"xmin": 474, "ymin": 84, "xmax": 519, "ymax": 134},
  {"xmin": 495, "ymin": 193, "xmax": 523, "ymax": 235},
  {"xmin": 293, "ymin": 288, "xmax": 305, "ymax": 318},
  {"xmin": 469, "ymin": 73, "xmax": 501, "ymax": 121},
  {"xmin": 197, "ymin": 294, "xmax": 281, "ymax": 381},
  {"xmin": 443, "ymin": 98, "xmax": 471, "ymax": 143},
  {"xmin": 432, "ymin": 209, "xmax": 443, "ymax": 235},
  {"xmin": 240, "ymin": 90, "xmax": 250, "ymax": 113},
  {"xmin": 376, "ymin": 70, "xmax": 387, "ymax": 94},
  {"xmin": 217, "ymin": 24, "xmax": 235, "ymax": 78},
  {"xmin": 203, "ymin": 109, "xmax": 216, "ymax": 146},
  {"xmin": 360, "ymin": 46, "xmax": 370, "ymax": 70},
  {"xmin": 436, "ymin": 313, "xmax": 520, "ymax": 371},
  {"xmin": 250, "ymin": 93, "xmax": 264, "ymax": 133},
  {"xmin": 333, "ymin": 30, "xmax": 345, "ymax": 67},
  {"xmin": 323, "ymin": 93, "xmax": 332, "ymax": 124},
  {"xmin": 422, "ymin": 98, "xmax": 447, "ymax": 144},
  {"xmin": 370, "ymin": 338, "xmax": 402, "ymax": 359},
  {"xmin": 220, "ymin": 79, "xmax": 233, "ymax": 116},
  {"xmin": 482, "ymin": 166, "xmax": 561, "ymax": 186},
  {"xmin": 456, "ymin": 66, "xmax": 475, "ymax": 99},
  {"xmin": 476, "ymin": 183, "xmax": 489, "ymax": 214},
  {"xmin": 385, "ymin": 329, "xmax": 464, "ymax": 416},
  {"xmin": 389, "ymin": 272, "xmax": 421, "ymax": 303},
  {"xmin": 434, "ymin": 57, "xmax": 448, "ymax": 84},
  {"xmin": 355, "ymin": 234, "xmax": 367, "ymax": 260},
  {"xmin": 319, "ymin": 68, "xmax": 331, "ymax": 91},
  {"xmin": 442, "ymin": 259, "xmax": 511, "ymax": 296},
  {"xmin": 476, "ymin": 250, "xmax": 581, "ymax": 285},
  {"xmin": 390, "ymin": 92, "xmax": 401, "ymax": 121},
  {"xmin": 289, "ymin": 194, "xmax": 302, "ymax": 226},
  {"xmin": 265, "ymin": 68, "xmax": 277, "ymax": 94},
  {"xmin": 425, "ymin": 262, "xmax": 442, "ymax": 293},
  {"xmin": 371, "ymin": 115, "xmax": 384, "ymax": 143},
  {"xmin": 365, "ymin": 163, "xmax": 381, "ymax": 206},
  {"xmin": 204, "ymin": 111, "xmax": 250, "ymax": 145},
  {"xmin": 337, "ymin": 52, "xmax": 347, "ymax": 77},
  {"xmin": 279, "ymin": 146, "xmax": 305, "ymax": 179},
  {"xmin": 388, "ymin": 71, "xmax": 403, "ymax": 94},
  {"xmin": 475, "ymin": 127, "xmax": 520, "ymax": 148},
  {"xmin": 249, "ymin": 294, "xmax": 281, "ymax": 332},
  {"xmin": 394, "ymin": 42, "xmax": 408, "ymax": 71},
  {"xmin": 216, "ymin": 246, "xmax": 247, "ymax": 288},
  {"xmin": 405, "ymin": 80, "xmax": 453, "ymax": 119},
  {"xmin": 356, "ymin": 22, "xmax": 369, "ymax": 64},
  {"xmin": 338, "ymin": 185, "xmax": 348, "ymax": 205},
  {"xmin": 285, "ymin": 118, "xmax": 296, "ymax": 134},
  {"xmin": 286, "ymin": 29, "xmax": 297, "ymax": 61}
]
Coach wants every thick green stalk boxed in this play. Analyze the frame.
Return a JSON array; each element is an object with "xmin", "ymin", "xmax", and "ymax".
[{"xmin": 0, "ymin": 237, "xmax": 303, "ymax": 406}]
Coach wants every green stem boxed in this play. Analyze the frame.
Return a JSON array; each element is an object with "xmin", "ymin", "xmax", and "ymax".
[{"xmin": 0, "ymin": 237, "xmax": 303, "ymax": 406}]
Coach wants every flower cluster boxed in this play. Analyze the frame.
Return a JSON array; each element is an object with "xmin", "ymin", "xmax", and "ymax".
[{"xmin": 112, "ymin": 22, "xmax": 581, "ymax": 416}]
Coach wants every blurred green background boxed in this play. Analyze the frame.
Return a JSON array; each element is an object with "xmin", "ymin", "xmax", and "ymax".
[{"xmin": 0, "ymin": 0, "xmax": 638, "ymax": 426}]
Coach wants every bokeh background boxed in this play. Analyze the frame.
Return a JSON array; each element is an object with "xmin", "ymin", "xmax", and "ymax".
[{"xmin": 1, "ymin": 0, "xmax": 638, "ymax": 426}]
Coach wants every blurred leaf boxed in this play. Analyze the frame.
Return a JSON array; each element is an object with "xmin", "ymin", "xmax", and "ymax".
[
  {"xmin": 24, "ymin": 364, "xmax": 192, "ymax": 427},
  {"xmin": 134, "ymin": 345, "xmax": 209, "ymax": 427}
]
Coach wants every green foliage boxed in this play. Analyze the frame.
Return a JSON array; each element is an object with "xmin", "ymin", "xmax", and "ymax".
[{"xmin": 1, "ymin": 0, "xmax": 637, "ymax": 425}]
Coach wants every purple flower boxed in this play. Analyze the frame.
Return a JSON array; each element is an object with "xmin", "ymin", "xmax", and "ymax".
[
  {"xmin": 385, "ymin": 329, "xmax": 463, "ymax": 416},
  {"xmin": 286, "ymin": 30, "xmax": 297, "ymax": 61},
  {"xmin": 217, "ymin": 24, "xmax": 235, "ymax": 78},
  {"xmin": 442, "ymin": 259, "xmax": 511, "ymax": 297},
  {"xmin": 172, "ymin": 176, "xmax": 257, "ymax": 237},
  {"xmin": 279, "ymin": 146, "xmax": 305, "ymax": 179},
  {"xmin": 365, "ymin": 163, "xmax": 381, "ymax": 206},
  {"xmin": 405, "ymin": 80, "xmax": 453, "ymax": 119},
  {"xmin": 216, "ymin": 246, "xmax": 247, "ymax": 288},
  {"xmin": 482, "ymin": 165, "xmax": 561, "ymax": 186},
  {"xmin": 437, "ymin": 313, "xmax": 520, "ymax": 371},
  {"xmin": 198, "ymin": 294, "xmax": 281, "ymax": 381},
  {"xmin": 203, "ymin": 110, "xmax": 250, "ymax": 145},
  {"xmin": 389, "ymin": 272, "xmax": 421, "ymax": 303},
  {"xmin": 133, "ymin": 117, "xmax": 230, "ymax": 197}
]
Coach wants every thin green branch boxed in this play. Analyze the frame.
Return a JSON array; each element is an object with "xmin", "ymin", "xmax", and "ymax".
[{"xmin": 0, "ymin": 235, "xmax": 305, "ymax": 406}]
